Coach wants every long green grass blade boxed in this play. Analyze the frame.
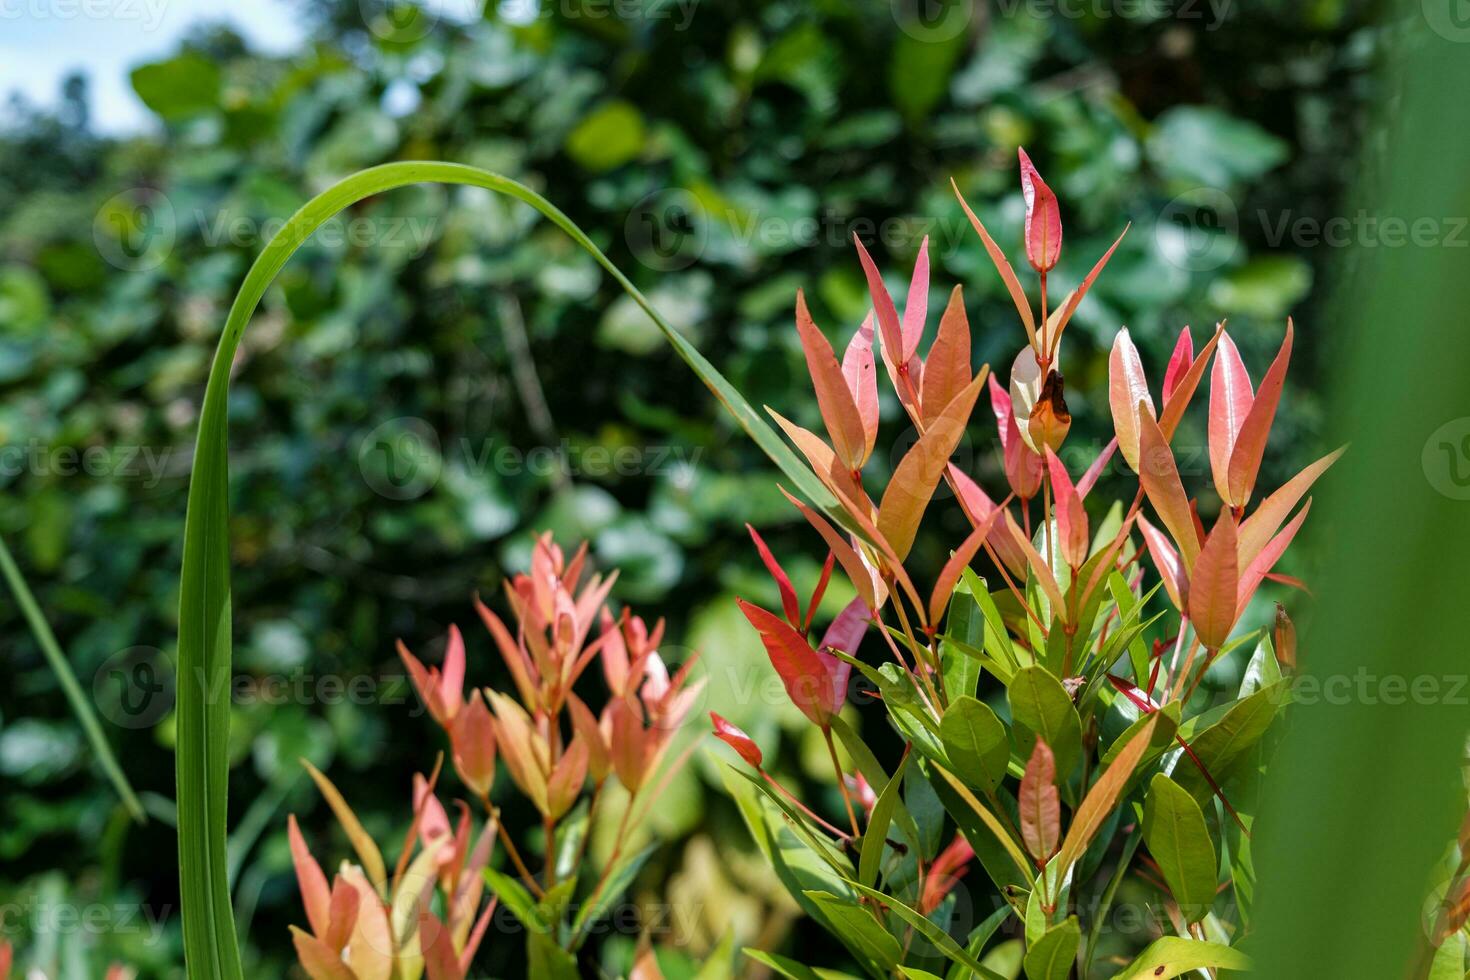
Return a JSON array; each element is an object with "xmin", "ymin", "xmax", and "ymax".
[
  {"xmin": 0, "ymin": 533, "xmax": 146, "ymax": 823},
  {"xmin": 177, "ymin": 162, "xmax": 836, "ymax": 976}
]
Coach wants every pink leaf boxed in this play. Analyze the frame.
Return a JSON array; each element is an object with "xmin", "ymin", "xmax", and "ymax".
[
  {"xmin": 1045, "ymin": 448, "xmax": 1089, "ymax": 568},
  {"xmin": 816, "ymin": 596, "xmax": 868, "ymax": 714},
  {"xmin": 795, "ymin": 290, "xmax": 869, "ymax": 471},
  {"xmin": 778, "ymin": 486, "xmax": 885, "ymax": 613},
  {"xmin": 746, "ymin": 523, "xmax": 802, "ymax": 627},
  {"xmin": 1138, "ymin": 514, "xmax": 1188, "ymax": 612},
  {"xmin": 990, "ymin": 373, "xmax": 1043, "ymax": 500},
  {"xmin": 1227, "ymin": 320, "xmax": 1294, "ymax": 507},
  {"xmin": 948, "ymin": 464, "xmax": 1028, "ymax": 579},
  {"xmin": 449, "ymin": 690, "xmax": 497, "ymax": 799},
  {"xmin": 1018, "ymin": 739, "xmax": 1060, "ymax": 861},
  {"xmin": 853, "ymin": 235, "xmax": 905, "ymax": 372},
  {"xmin": 709, "ymin": 712, "xmax": 763, "ymax": 768},
  {"xmin": 842, "ymin": 314, "xmax": 879, "ymax": 463},
  {"xmin": 1018, "ymin": 147, "xmax": 1062, "ymax": 273},
  {"xmin": 1209, "ymin": 331, "xmax": 1254, "ymax": 505},
  {"xmin": 1108, "ymin": 327, "xmax": 1155, "ymax": 472},
  {"xmin": 1162, "ymin": 327, "xmax": 1194, "ymax": 403},
  {"xmin": 902, "ymin": 237, "xmax": 930, "ymax": 363},
  {"xmin": 1189, "ymin": 511, "xmax": 1239, "ymax": 650},
  {"xmin": 1077, "ymin": 437, "xmax": 1117, "ymax": 500},
  {"xmin": 288, "ymin": 814, "xmax": 331, "ymax": 938}
]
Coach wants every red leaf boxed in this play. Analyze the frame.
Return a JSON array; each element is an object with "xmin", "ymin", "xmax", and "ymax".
[
  {"xmin": 1019, "ymin": 739, "xmax": 1060, "ymax": 861},
  {"xmin": 1237, "ymin": 500, "xmax": 1311, "ymax": 621},
  {"xmin": 738, "ymin": 599, "xmax": 839, "ymax": 728},
  {"xmin": 948, "ymin": 464, "xmax": 1028, "ymax": 579},
  {"xmin": 1227, "ymin": 320, "xmax": 1294, "ymax": 507},
  {"xmin": 989, "ymin": 374, "xmax": 1043, "ymax": 500},
  {"xmin": 922, "ymin": 285, "xmax": 972, "ymax": 428},
  {"xmin": 1077, "ymin": 437, "xmax": 1117, "ymax": 500},
  {"xmin": 853, "ymin": 234, "xmax": 905, "ymax": 375},
  {"xmin": 288, "ymin": 814, "xmax": 331, "ymax": 938},
  {"xmin": 1162, "ymin": 327, "xmax": 1194, "ymax": 403},
  {"xmin": 1045, "ymin": 448, "xmax": 1089, "ymax": 568},
  {"xmin": 1209, "ymin": 331, "xmax": 1254, "ymax": 505},
  {"xmin": 709, "ymin": 712, "xmax": 763, "ymax": 768},
  {"xmin": 817, "ymin": 596, "xmax": 868, "ymax": 712},
  {"xmin": 1159, "ymin": 323, "xmax": 1224, "ymax": 441},
  {"xmin": 1189, "ymin": 511, "xmax": 1239, "ymax": 650},
  {"xmin": 1238, "ymin": 446, "xmax": 1343, "ymax": 568},
  {"xmin": 746, "ymin": 523, "xmax": 801, "ymax": 627},
  {"xmin": 1108, "ymin": 327, "xmax": 1155, "ymax": 472},
  {"xmin": 1018, "ymin": 147, "xmax": 1062, "ymax": 273}
]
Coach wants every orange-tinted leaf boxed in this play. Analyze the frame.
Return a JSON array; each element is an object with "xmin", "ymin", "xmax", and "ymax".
[
  {"xmin": 1050, "ymin": 224, "xmax": 1129, "ymax": 342},
  {"xmin": 290, "ymin": 926, "xmax": 356, "ymax": 980},
  {"xmin": 795, "ymin": 290, "xmax": 868, "ymax": 471},
  {"xmin": 323, "ymin": 879, "xmax": 361, "ymax": 954},
  {"xmin": 738, "ymin": 599, "xmax": 838, "ymax": 727},
  {"xmin": 1237, "ymin": 500, "xmax": 1311, "ymax": 621},
  {"xmin": 1162, "ymin": 327, "xmax": 1194, "ymax": 402},
  {"xmin": 902, "ymin": 237, "xmax": 930, "ymax": 363},
  {"xmin": 567, "ymin": 693, "xmax": 610, "ymax": 781},
  {"xmin": 288, "ymin": 814, "xmax": 332, "ymax": 938},
  {"xmin": 816, "ymin": 597, "xmax": 867, "ymax": 708},
  {"xmin": 1189, "ymin": 511, "xmax": 1239, "ymax": 650},
  {"xmin": 1227, "ymin": 320, "xmax": 1294, "ymax": 506},
  {"xmin": 1027, "ymin": 369, "xmax": 1072, "ymax": 453},
  {"xmin": 952, "ymin": 178, "xmax": 1039, "ymax": 351},
  {"xmin": 1018, "ymin": 147, "xmax": 1061, "ymax": 273},
  {"xmin": 449, "ymin": 690, "xmax": 496, "ymax": 799},
  {"xmin": 1055, "ymin": 715, "xmax": 1158, "ymax": 880},
  {"xmin": 922, "ymin": 285, "xmax": 972, "ymax": 427},
  {"xmin": 853, "ymin": 235, "xmax": 905, "ymax": 371},
  {"xmin": 990, "ymin": 373, "xmax": 1043, "ymax": 499},
  {"xmin": 1138, "ymin": 514, "xmax": 1188, "ymax": 611},
  {"xmin": 1003, "ymin": 510, "xmax": 1066, "ymax": 616},
  {"xmin": 842, "ymin": 314, "xmax": 879, "ymax": 462},
  {"xmin": 710, "ymin": 711, "xmax": 763, "ymax": 767},
  {"xmin": 1045, "ymin": 448, "xmax": 1089, "ymax": 567},
  {"xmin": 1138, "ymin": 406, "xmax": 1201, "ymax": 573},
  {"xmin": 1209, "ymin": 331, "xmax": 1254, "ymax": 504},
  {"xmin": 877, "ymin": 371, "xmax": 987, "ymax": 561},
  {"xmin": 1108, "ymin": 327, "xmax": 1155, "ymax": 472},
  {"xmin": 547, "ymin": 734, "xmax": 589, "ymax": 820},
  {"xmin": 302, "ymin": 761, "xmax": 388, "ymax": 896},
  {"xmin": 746, "ymin": 523, "xmax": 801, "ymax": 626},
  {"xmin": 779, "ymin": 486, "xmax": 884, "ymax": 612},
  {"xmin": 768, "ymin": 409, "xmax": 871, "ymax": 518},
  {"xmin": 1019, "ymin": 739, "xmax": 1060, "ymax": 861},
  {"xmin": 1239, "ymin": 446, "xmax": 1343, "ymax": 568},
  {"xmin": 929, "ymin": 507, "xmax": 1002, "ymax": 626},
  {"xmin": 1274, "ymin": 604, "xmax": 1297, "ymax": 670}
]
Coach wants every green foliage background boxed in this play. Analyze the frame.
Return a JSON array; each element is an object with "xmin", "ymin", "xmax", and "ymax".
[{"xmin": 0, "ymin": 0, "xmax": 1382, "ymax": 974}]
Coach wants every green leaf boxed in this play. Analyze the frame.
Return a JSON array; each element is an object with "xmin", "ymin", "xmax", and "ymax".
[
  {"xmin": 1115, "ymin": 937, "xmax": 1252, "ymax": 978},
  {"xmin": 940, "ymin": 696, "xmax": 1011, "ymax": 792},
  {"xmin": 860, "ymin": 750, "xmax": 911, "ymax": 888},
  {"xmin": 842, "ymin": 878, "xmax": 1007, "ymax": 980},
  {"xmin": 804, "ymin": 890, "xmax": 902, "ymax": 971},
  {"xmin": 1023, "ymin": 916, "xmax": 1080, "ymax": 980},
  {"xmin": 1007, "ymin": 667, "xmax": 1084, "ymax": 777},
  {"xmin": 175, "ymin": 162, "xmax": 843, "ymax": 977},
  {"xmin": 565, "ymin": 100, "xmax": 646, "ymax": 172},
  {"xmin": 1173, "ymin": 683, "xmax": 1284, "ymax": 806},
  {"xmin": 0, "ymin": 534, "xmax": 144, "ymax": 823},
  {"xmin": 527, "ymin": 929, "xmax": 580, "ymax": 979},
  {"xmin": 570, "ymin": 839, "xmax": 660, "ymax": 942},
  {"xmin": 1142, "ymin": 774, "xmax": 1218, "ymax": 924},
  {"xmin": 130, "ymin": 54, "xmax": 221, "ymax": 120},
  {"xmin": 482, "ymin": 866, "xmax": 546, "ymax": 932},
  {"xmin": 743, "ymin": 949, "xmax": 861, "ymax": 980}
]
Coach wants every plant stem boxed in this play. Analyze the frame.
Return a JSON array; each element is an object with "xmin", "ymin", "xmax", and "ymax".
[
  {"xmin": 477, "ymin": 793, "xmax": 546, "ymax": 900},
  {"xmin": 824, "ymin": 726, "xmax": 862, "ymax": 838}
]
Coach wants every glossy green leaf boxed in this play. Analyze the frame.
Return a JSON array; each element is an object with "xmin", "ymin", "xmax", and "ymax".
[
  {"xmin": 859, "ymin": 750, "xmax": 910, "ymax": 888},
  {"xmin": 940, "ymin": 696, "xmax": 1011, "ymax": 792},
  {"xmin": 1007, "ymin": 667, "xmax": 1084, "ymax": 778},
  {"xmin": 1142, "ymin": 774, "xmax": 1218, "ymax": 924},
  {"xmin": 804, "ymin": 890, "xmax": 902, "ymax": 971},
  {"xmin": 1115, "ymin": 937, "xmax": 1251, "ymax": 978},
  {"xmin": 1022, "ymin": 916, "xmax": 1080, "ymax": 980}
]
